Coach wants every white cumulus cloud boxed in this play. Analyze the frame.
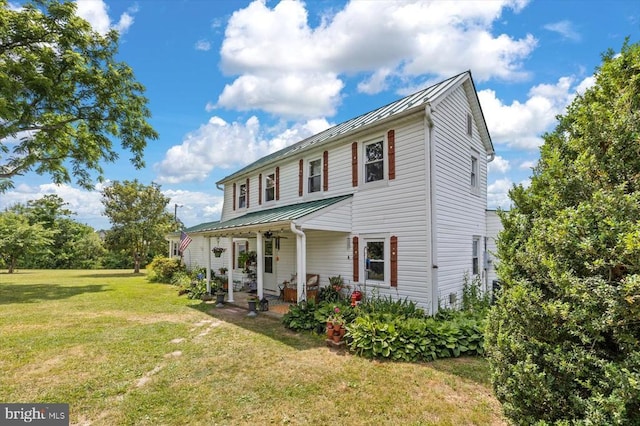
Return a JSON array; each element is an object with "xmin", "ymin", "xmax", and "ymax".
[
  {"xmin": 75, "ymin": 0, "xmax": 136, "ymax": 34},
  {"xmin": 216, "ymin": 0, "xmax": 537, "ymax": 118},
  {"xmin": 155, "ymin": 116, "xmax": 331, "ymax": 184}
]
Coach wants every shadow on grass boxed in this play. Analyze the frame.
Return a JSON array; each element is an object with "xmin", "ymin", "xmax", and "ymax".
[
  {"xmin": 0, "ymin": 283, "xmax": 110, "ymax": 304},
  {"xmin": 427, "ymin": 356, "xmax": 492, "ymax": 387},
  {"xmin": 79, "ymin": 272, "xmax": 144, "ymax": 278},
  {"xmin": 189, "ymin": 302, "xmax": 326, "ymax": 351}
]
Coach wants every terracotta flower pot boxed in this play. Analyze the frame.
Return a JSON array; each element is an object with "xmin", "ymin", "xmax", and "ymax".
[
  {"xmin": 332, "ymin": 333, "xmax": 342, "ymax": 343},
  {"xmin": 326, "ymin": 327, "xmax": 334, "ymax": 338}
]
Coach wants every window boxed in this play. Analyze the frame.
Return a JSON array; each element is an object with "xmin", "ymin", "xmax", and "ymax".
[
  {"xmin": 308, "ymin": 159, "xmax": 321, "ymax": 193},
  {"xmin": 237, "ymin": 241, "xmax": 247, "ymax": 269},
  {"xmin": 265, "ymin": 173, "xmax": 275, "ymax": 202},
  {"xmin": 264, "ymin": 239, "xmax": 273, "ymax": 274},
  {"xmin": 466, "ymin": 112, "xmax": 473, "ymax": 136},
  {"xmin": 366, "ymin": 240, "xmax": 385, "ymax": 281},
  {"xmin": 365, "ymin": 140, "xmax": 384, "ymax": 182},
  {"xmin": 470, "ymin": 155, "xmax": 478, "ymax": 190},
  {"xmin": 238, "ymin": 183, "xmax": 247, "ymax": 208},
  {"xmin": 472, "ymin": 236, "xmax": 480, "ymax": 275}
]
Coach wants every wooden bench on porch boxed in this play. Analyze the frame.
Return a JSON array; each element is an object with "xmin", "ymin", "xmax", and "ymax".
[{"xmin": 281, "ymin": 274, "xmax": 319, "ymax": 303}]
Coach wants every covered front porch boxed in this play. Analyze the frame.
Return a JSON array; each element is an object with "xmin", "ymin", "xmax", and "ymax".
[{"xmin": 195, "ymin": 195, "xmax": 353, "ymax": 305}]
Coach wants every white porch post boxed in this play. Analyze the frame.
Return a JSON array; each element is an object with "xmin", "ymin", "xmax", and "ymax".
[
  {"xmin": 226, "ymin": 237, "xmax": 234, "ymax": 302},
  {"xmin": 256, "ymin": 231, "xmax": 264, "ymax": 299},
  {"xmin": 206, "ymin": 236, "xmax": 212, "ymax": 294},
  {"xmin": 290, "ymin": 223, "xmax": 306, "ymax": 302}
]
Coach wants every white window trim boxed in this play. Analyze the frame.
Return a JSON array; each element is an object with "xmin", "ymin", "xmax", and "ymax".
[
  {"xmin": 361, "ymin": 234, "xmax": 390, "ymax": 287},
  {"xmin": 470, "ymin": 153, "xmax": 480, "ymax": 195},
  {"xmin": 307, "ymin": 157, "xmax": 323, "ymax": 195},
  {"xmin": 264, "ymin": 171, "xmax": 276, "ymax": 203},
  {"xmin": 472, "ymin": 236, "xmax": 480, "ymax": 276},
  {"xmin": 361, "ymin": 136, "xmax": 387, "ymax": 188},
  {"xmin": 238, "ymin": 182, "xmax": 247, "ymax": 209}
]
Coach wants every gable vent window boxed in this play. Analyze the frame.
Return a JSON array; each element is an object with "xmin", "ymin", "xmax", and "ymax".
[
  {"xmin": 265, "ymin": 173, "xmax": 275, "ymax": 202},
  {"xmin": 308, "ymin": 159, "xmax": 322, "ymax": 193},
  {"xmin": 467, "ymin": 112, "xmax": 473, "ymax": 136},
  {"xmin": 365, "ymin": 140, "xmax": 384, "ymax": 182}
]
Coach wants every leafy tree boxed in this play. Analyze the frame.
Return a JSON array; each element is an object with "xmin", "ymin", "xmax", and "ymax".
[
  {"xmin": 486, "ymin": 41, "xmax": 640, "ymax": 424},
  {"xmin": 0, "ymin": 0, "xmax": 158, "ymax": 192},
  {"xmin": 102, "ymin": 180, "xmax": 174, "ymax": 273},
  {"xmin": 0, "ymin": 210, "xmax": 54, "ymax": 272},
  {"xmin": 11, "ymin": 194, "xmax": 105, "ymax": 268}
]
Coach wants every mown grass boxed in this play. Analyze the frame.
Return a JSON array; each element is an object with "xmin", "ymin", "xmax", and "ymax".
[{"xmin": 0, "ymin": 270, "xmax": 505, "ymax": 425}]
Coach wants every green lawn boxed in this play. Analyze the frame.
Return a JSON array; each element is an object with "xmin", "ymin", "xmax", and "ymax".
[{"xmin": 0, "ymin": 270, "xmax": 506, "ymax": 425}]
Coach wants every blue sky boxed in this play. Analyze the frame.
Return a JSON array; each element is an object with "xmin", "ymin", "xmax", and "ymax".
[{"xmin": 2, "ymin": 0, "xmax": 639, "ymax": 230}]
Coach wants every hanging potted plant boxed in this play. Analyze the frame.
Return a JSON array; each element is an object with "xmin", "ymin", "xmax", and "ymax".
[{"xmin": 212, "ymin": 247, "xmax": 226, "ymax": 258}]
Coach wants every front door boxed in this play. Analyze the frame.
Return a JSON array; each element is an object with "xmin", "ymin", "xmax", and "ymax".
[{"xmin": 263, "ymin": 239, "xmax": 277, "ymax": 294}]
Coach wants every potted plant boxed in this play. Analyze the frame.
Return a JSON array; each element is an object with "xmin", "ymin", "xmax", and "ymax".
[
  {"xmin": 327, "ymin": 306, "xmax": 345, "ymax": 341},
  {"xmin": 329, "ymin": 275, "xmax": 344, "ymax": 292},
  {"xmin": 238, "ymin": 250, "xmax": 257, "ymax": 271},
  {"xmin": 247, "ymin": 294, "xmax": 258, "ymax": 317},
  {"xmin": 212, "ymin": 247, "xmax": 226, "ymax": 258},
  {"xmin": 212, "ymin": 277, "xmax": 226, "ymax": 307},
  {"xmin": 218, "ymin": 267, "xmax": 228, "ymax": 275}
]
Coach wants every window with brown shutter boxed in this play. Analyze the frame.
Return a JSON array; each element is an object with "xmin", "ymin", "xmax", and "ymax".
[
  {"xmin": 323, "ymin": 150, "xmax": 329, "ymax": 191},
  {"xmin": 351, "ymin": 142, "xmax": 358, "ymax": 187},
  {"xmin": 258, "ymin": 173, "xmax": 262, "ymax": 205},
  {"xmin": 275, "ymin": 167, "xmax": 280, "ymax": 200},
  {"xmin": 352, "ymin": 236, "xmax": 359, "ymax": 282},
  {"xmin": 298, "ymin": 159, "xmax": 304, "ymax": 196},
  {"xmin": 388, "ymin": 129, "xmax": 396, "ymax": 180},
  {"xmin": 390, "ymin": 236, "xmax": 398, "ymax": 287}
]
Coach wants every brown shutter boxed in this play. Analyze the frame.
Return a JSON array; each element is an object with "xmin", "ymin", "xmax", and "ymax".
[
  {"xmin": 258, "ymin": 174, "xmax": 262, "ymax": 205},
  {"xmin": 323, "ymin": 150, "xmax": 329, "ymax": 191},
  {"xmin": 275, "ymin": 167, "xmax": 280, "ymax": 200},
  {"xmin": 388, "ymin": 129, "xmax": 396, "ymax": 180},
  {"xmin": 351, "ymin": 142, "xmax": 358, "ymax": 187},
  {"xmin": 233, "ymin": 183, "xmax": 237, "ymax": 211},
  {"xmin": 298, "ymin": 159, "xmax": 304, "ymax": 196},
  {"xmin": 246, "ymin": 178, "xmax": 250, "ymax": 208},
  {"xmin": 390, "ymin": 236, "xmax": 398, "ymax": 287},
  {"xmin": 352, "ymin": 236, "xmax": 359, "ymax": 282}
]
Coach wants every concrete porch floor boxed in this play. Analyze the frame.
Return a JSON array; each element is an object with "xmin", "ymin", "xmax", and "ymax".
[{"xmin": 214, "ymin": 290, "xmax": 294, "ymax": 317}]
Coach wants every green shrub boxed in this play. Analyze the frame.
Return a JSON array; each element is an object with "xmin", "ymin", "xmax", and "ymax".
[
  {"xmin": 357, "ymin": 294, "xmax": 426, "ymax": 319},
  {"xmin": 147, "ymin": 256, "xmax": 185, "ymax": 283},
  {"xmin": 282, "ymin": 300, "xmax": 320, "ymax": 332},
  {"xmin": 347, "ymin": 311, "xmax": 485, "ymax": 362}
]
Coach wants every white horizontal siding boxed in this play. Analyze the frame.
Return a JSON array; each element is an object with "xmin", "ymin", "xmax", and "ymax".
[{"xmin": 432, "ymin": 86, "xmax": 489, "ymax": 305}]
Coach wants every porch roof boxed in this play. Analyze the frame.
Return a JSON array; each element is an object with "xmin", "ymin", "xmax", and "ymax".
[{"xmin": 184, "ymin": 194, "xmax": 352, "ymax": 235}]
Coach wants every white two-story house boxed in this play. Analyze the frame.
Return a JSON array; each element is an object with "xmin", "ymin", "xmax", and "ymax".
[{"xmin": 169, "ymin": 71, "xmax": 495, "ymax": 314}]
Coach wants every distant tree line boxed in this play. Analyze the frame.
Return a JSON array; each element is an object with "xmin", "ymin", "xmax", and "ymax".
[{"xmin": 0, "ymin": 181, "xmax": 179, "ymax": 273}]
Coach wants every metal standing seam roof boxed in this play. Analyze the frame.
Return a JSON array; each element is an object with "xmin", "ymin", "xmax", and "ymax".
[
  {"xmin": 183, "ymin": 194, "xmax": 352, "ymax": 234},
  {"xmin": 218, "ymin": 71, "xmax": 485, "ymax": 184}
]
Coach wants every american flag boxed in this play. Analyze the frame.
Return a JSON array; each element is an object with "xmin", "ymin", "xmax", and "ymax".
[{"xmin": 179, "ymin": 231, "xmax": 192, "ymax": 254}]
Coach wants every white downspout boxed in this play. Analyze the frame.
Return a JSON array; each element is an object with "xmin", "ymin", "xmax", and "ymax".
[
  {"xmin": 425, "ymin": 103, "xmax": 439, "ymax": 315},
  {"xmin": 206, "ymin": 236, "xmax": 212, "ymax": 295},
  {"xmin": 227, "ymin": 237, "xmax": 234, "ymax": 302},
  {"xmin": 290, "ymin": 222, "xmax": 306, "ymax": 302},
  {"xmin": 256, "ymin": 231, "xmax": 264, "ymax": 300}
]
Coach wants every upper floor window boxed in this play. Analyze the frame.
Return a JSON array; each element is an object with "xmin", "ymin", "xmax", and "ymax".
[
  {"xmin": 238, "ymin": 183, "xmax": 247, "ymax": 208},
  {"xmin": 308, "ymin": 159, "xmax": 322, "ymax": 193},
  {"xmin": 365, "ymin": 140, "xmax": 384, "ymax": 183},
  {"xmin": 466, "ymin": 112, "xmax": 473, "ymax": 136},
  {"xmin": 470, "ymin": 155, "xmax": 478, "ymax": 191},
  {"xmin": 265, "ymin": 173, "xmax": 275, "ymax": 202}
]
